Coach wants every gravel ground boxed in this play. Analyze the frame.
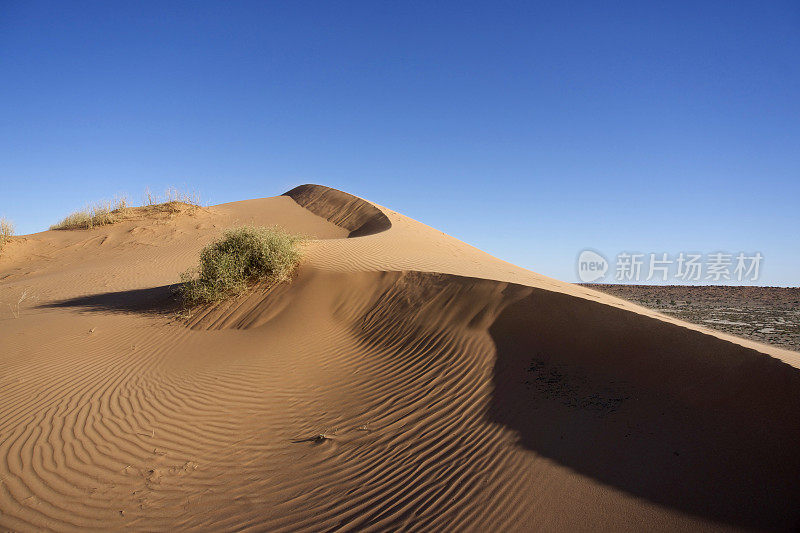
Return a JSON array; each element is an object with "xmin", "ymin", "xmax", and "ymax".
[{"xmin": 582, "ymin": 284, "xmax": 800, "ymax": 352}]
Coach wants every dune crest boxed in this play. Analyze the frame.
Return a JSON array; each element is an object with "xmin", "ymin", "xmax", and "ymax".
[
  {"xmin": 283, "ymin": 184, "xmax": 391, "ymax": 237},
  {"xmin": 1, "ymin": 185, "xmax": 798, "ymax": 531}
]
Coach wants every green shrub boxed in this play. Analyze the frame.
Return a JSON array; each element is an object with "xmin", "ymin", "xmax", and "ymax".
[{"xmin": 179, "ymin": 226, "xmax": 303, "ymax": 305}]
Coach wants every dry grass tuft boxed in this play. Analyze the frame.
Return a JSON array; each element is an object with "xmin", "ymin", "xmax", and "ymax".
[
  {"xmin": 51, "ymin": 188, "xmax": 203, "ymax": 231},
  {"xmin": 7, "ymin": 290, "xmax": 35, "ymax": 319},
  {"xmin": 50, "ymin": 196, "xmax": 129, "ymax": 230},
  {"xmin": 143, "ymin": 187, "xmax": 202, "ymax": 207},
  {"xmin": 179, "ymin": 226, "xmax": 304, "ymax": 305},
  {"xmin": 0, "ymin": 217, "xmax": 15, "ymax": 253}
]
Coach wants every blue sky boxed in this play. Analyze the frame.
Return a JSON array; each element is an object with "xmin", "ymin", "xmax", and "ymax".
[{"xmin": 1, "ymin": 1, "xmax": 798, "ymax": 285}]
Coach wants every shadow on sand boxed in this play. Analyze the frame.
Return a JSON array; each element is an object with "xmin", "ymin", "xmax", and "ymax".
[
  {"xmin": 488, "ymin": 287, "xmax": 800, "ymax": 531},
  {"xmin": 40, "ymin": 285, "xmax": 182, "ymax": 316}
]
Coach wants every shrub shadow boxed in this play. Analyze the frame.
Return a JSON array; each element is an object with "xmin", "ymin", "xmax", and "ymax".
[{"xmin": 40, "ymin": 285, "xmax": 181, "ymax": 316}]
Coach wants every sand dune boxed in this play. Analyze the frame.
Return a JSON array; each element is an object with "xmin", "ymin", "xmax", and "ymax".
[{"xmin": 1, "ymin": 185, "xmax": 798, "ymax": 531}]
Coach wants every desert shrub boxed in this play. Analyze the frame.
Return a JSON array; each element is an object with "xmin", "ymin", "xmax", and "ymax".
[
  {"xmin": 50, "ymin": 197, "xmax": 128, "ymax": 230},
  {"xmin": 0, "ymin": 217, "xmax": 14, "ymax": 252},
  {"xmin": 179, "ymin": 226, "xmax": 303, "ymax": 305}
]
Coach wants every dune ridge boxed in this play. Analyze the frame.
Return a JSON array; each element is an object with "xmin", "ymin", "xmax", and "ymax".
[
  {"xmin": 283, "ymin": 184, "xmax": 392, "ymax": 238},
  {"xmin": 0, "ymin": 184, "xmax": 798, "ymax": 531}
]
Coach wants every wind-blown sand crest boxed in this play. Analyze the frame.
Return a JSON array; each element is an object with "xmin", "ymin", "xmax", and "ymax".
[{"xmin": 1, "ymin": 185, "xmax": 798, "ymax": 531}]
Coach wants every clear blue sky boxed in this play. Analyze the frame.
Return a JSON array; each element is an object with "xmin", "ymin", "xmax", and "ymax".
[{"xmin": 1, "ymin": 1, "xmax": 798, "ymax": 285}]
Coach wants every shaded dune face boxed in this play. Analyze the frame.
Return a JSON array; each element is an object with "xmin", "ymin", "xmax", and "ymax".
[
  {"xmin": 2, "ymin": 184, "xmax": 800, "ymax": 531},
  {"xmin": 489, "ymin": 288, "xmax": 800, "ymax": 531},
  {"xmin": 283, "ymin": 184, "xmax": 392, "ymax": 237}
]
